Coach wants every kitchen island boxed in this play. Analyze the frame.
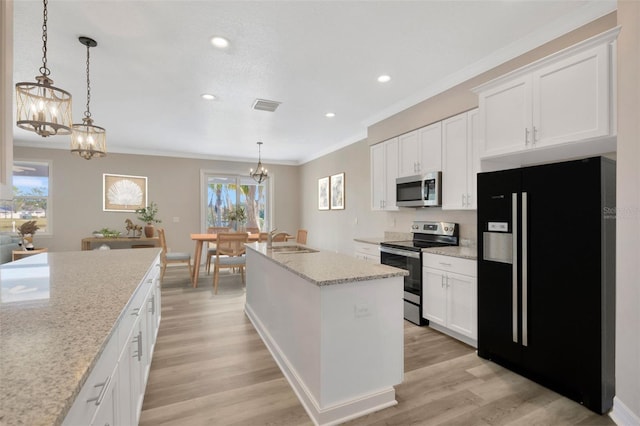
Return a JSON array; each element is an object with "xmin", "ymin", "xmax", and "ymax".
[
  {"xmin": 0, "ymin": 248, "xmax": 161, "ymax": 426},
  {"xmin": 244, "ymin": 242, "xmax": 407, "ymax": 426}
]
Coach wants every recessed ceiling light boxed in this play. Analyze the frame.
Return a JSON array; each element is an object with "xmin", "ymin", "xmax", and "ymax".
[
  {"xmin": 201, "ymin": 93, "xmax": 216, "ymax": 100},
  {"xmin": 325, "ymin": 112, "xmax": 336, "ymax": 118},
  {"xmin": 210, "ymin": 36, "xmax": 229, "ymax": 49},
  {"xmin": 377, "ymin": 75, "xmax": 391, "ymax": 83}
]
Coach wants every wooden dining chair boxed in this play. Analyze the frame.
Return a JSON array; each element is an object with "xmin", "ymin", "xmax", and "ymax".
[
  {"xmin": 258, "ymin": 232, "xmax": 269, "ymax": 242},
  {"xmin": 296, "ymin": 229, "xmax": 308, "ymax": 244},
  {"xmin": 206, "ymin": 227, "xmax": 231, "ymax": 274},
  {"xmin": 157, "ymin": 228, "xmax": 193, "ymax": 284},
  {"xmin": 213, "ymin": 232, "xmax": 248, "ymax": 294},
  {"xmin": 245, "ymin": 227, "xmax": 260, "ymax": 234}
]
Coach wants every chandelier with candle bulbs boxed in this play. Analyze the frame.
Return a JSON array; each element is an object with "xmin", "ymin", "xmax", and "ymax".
[
  {"xmin": 16, "ymin": 0, "xmax": 73, "ymax": 137},
  {"xmin": 70, "ymin": 36, "xmax": 106, "ymax": 159},
  {"xmin": 249, "ymin": 142, "xmax": 268, "ymax": 183}
]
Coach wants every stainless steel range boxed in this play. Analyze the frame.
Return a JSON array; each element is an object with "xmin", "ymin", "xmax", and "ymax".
[{"xmin": 380, "ymin": 221, "xmax": 459, "ymax": 325}]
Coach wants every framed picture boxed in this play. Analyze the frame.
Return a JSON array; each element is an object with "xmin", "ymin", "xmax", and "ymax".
[
  {"xmin": 103, "ymin": 174, "xmax": 148, "ymax": 212},
  {"xmin": 318, "ymin": 176, "xmax": 330, "ymax": 210},
  {"xmin": 330, "ymin": 172, "xmax": 345, "ymax": 210}
]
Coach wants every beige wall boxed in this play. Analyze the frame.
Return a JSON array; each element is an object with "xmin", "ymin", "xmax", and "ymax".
[
  {"xmin": 14, "ymin": 146, "xmax": 300, "ymax": 256},
  {"xmin": 614, "ymin": 1, "xmax": 640, "ymax": 422}
]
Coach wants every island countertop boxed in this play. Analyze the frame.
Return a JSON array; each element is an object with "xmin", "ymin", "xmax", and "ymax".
[
  {"xmin": 0, "ymin": 248, "xmax": 161, "ymax": 426},
  {"xmin": 246, "ymin": 242, "xmax": 407, "ymax": 286}
]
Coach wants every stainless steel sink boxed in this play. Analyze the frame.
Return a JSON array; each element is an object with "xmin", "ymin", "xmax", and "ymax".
[{"xmin": 270, "ymin": 245, "xmax": 318, "ymax": 254}]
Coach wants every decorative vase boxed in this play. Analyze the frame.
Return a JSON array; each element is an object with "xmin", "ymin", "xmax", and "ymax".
[{"xmin": 144, "ymin": 224, "xmax": 155, "ymax": 238}]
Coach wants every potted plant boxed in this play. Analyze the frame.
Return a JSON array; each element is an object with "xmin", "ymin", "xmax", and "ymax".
[
  {"xmin": 135, "ymin": 202, "xmax": 162, "ymax": 237},
  {"xmin": 224, "ymin": 206, "xmax": 247, "ymax": 231}
]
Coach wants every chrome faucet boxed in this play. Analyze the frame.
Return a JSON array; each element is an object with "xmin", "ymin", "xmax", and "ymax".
[{"xmin": 267, "ymin": 228, "xmax": 278, "ymax": 249}]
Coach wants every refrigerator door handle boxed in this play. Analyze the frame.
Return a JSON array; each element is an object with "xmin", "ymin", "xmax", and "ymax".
[
  {"xmin": 522, "ymin": 192, "xmax": 528, "ymax": 347},
  {"xmin": 512, "ymin": 192, "xmax": 518, "ymax": 344}
]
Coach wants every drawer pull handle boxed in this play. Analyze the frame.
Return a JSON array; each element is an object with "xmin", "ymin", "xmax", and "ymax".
[
  {"xmin": 131, "ymin": 307, "xmax": 140, "ymax": 316},
  {"xmin": 86, "ymin": 375, "xmax": 111, "ymax": 406},
  {"xmin": 439, "ymin": 262, "xmax": 452, "ymax": 266}
]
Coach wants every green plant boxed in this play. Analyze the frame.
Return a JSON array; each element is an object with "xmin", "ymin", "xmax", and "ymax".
[
  {"xmin": 224, "ymin": 206, "xmax": 247, "ymax": 223},
  {"xmin": 95, "ymin": 228, "xmax": 120, "ymax": 238},
  {"xmin": 135, "ymin": 202, "xmax": 162, "ymax": 224}
]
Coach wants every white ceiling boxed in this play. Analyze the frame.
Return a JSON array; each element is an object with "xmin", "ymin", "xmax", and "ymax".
[{"xmin": 12, "ymin": 0, "xmax": 616, "ymax": 165}]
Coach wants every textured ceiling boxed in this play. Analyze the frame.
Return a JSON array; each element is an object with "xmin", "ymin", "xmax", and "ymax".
[{"xmin": 12, "ymin": 1, "xmax": 616, "ymax": 165}]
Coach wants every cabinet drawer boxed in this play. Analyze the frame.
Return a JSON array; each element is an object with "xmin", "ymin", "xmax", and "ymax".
[
  {"xmin": 63, "ymin": 333, "xmax": 118, "ymax": 425},
  {"xmin": 117, "ymin": 278, "xmax": 153, "ymax": 351},
  {"xmin": 355, "ymin": 242, "xmax": 380, "ymax": 256},
  {"xmin": 423, "ymin": 253, "xmax": 476, "ymax": 276}
]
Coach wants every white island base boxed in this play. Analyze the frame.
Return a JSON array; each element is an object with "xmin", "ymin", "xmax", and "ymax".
[{"xmin": 245, "ymin": 244, "xmax": 405, "ymax": 426}]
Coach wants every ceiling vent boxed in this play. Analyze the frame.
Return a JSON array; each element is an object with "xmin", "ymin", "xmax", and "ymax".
[{"xmin": 252, "ymin": 98, "xmax": 281, "ymax": 112}]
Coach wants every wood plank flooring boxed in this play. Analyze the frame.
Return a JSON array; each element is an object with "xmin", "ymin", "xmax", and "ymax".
[{"xmin": 139, "ymin": 267, "xmax": 614, "ymax": 426}]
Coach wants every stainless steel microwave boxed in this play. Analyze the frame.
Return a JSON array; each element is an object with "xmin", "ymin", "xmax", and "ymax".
[{"xmin": 396, "ymin": 172, "xmax": 442, "ymax": 207}]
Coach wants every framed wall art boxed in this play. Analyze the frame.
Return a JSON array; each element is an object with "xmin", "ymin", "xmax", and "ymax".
[
  {"xmin": 318, "ymin": 176, "xmax": 330, "ymax": 210},
  {"xmin": 103, "ymin": 173, "xmax": 148, "ymax": 212},
  {"xmin": 330, "ymin": 172, "xmax": 345, "ymax": 210}
]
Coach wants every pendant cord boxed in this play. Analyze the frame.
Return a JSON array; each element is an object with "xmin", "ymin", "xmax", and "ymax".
[
  {"xmin": 39, "ymin": 0, "xmax": 50, "ymax": 76},
  {"xmin": 85, "ymin": 44, "xmax": 92, "ymax": 118}
]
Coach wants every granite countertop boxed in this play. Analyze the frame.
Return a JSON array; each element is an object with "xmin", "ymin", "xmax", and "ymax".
[
  {"xmin": 246, "ymin": 242, "xmax": 407, "ymax": 286},
  {"xmin": 423, "ymin": 245, "xmax": 477, "ymax": 260},
  {"xmin": 0, "ymin": 248, "xmax": 161, "ymax": 426}
]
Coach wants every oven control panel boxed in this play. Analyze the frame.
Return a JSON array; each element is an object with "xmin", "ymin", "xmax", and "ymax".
[{"xmin": 411, "ymin": 221, "xmax": 458, "ymax": 236}]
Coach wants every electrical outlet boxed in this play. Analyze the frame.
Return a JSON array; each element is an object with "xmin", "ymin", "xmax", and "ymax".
[{"xmin": 172, "ymin": 217, "xmax": 180, "ymax": 223}]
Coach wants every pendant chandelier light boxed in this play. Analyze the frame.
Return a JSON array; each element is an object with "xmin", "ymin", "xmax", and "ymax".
[
  {"xmin": 70, "ymin": 36, "xmax": 106, "ymax": 159},
  {"xmin": 15, "ymin": 0, "xmax": 73, "ymax": 137},
  {"xmin": 249, "ymin": 142, "xmax": 269, "ymax": 183}
]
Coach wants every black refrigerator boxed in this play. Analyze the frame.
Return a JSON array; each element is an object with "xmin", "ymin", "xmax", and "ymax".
[{"xmin": 477, "ymin": 156, "xmax": 615, "ymax": 414}]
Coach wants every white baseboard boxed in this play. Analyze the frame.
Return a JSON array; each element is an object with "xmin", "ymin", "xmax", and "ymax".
[{"xmin": 610, "ymin": 397, "xmax": 640, "ymax": 426}]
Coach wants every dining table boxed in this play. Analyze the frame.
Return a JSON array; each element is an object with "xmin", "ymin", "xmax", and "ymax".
[
  {"xmin": 190, "ymin": 233, "xmax": 260, "ymax": 288},
  {"xmin": 190, "ymin": 232, "xmax": 296, "ymax": 288}
]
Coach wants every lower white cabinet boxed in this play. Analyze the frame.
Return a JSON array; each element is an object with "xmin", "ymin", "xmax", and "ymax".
[
  {"xmin": 64, "ymin": 256, "xmax": 161, "ymax": 426},
  {"xmin": 422, "ymin": 253, "xmax": 477, "ymax": 346},
  {"xmin": 354, "ymin": 241, "xmax": 380, "ymax": 263}
]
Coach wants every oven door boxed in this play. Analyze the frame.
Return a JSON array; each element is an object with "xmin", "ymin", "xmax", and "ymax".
[{"xmin": 380, "ymin": 246, "xmax": 422, "ymax": 296}]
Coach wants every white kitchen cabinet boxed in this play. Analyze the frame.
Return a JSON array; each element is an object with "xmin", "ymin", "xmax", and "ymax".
[
  {"xmin": 370, "ymin": 137, "xmax": 399, "ymax": 211},
  {"xmin": 354, "ymin": 241, "xmax": 380, "ymax": 263},
  {"xmin": 63, "ymin": 330, "xmax": 118, "ymax": 426},
  {"xmin": 442, "ymin": 109, "xmax": 479, "ymax": 210},
  {"xmin": 422, "ymin": 253, "xmax": 477, "ymax": 346},
  {"xmin": 398, "ymin": 122, "xmax": 441, "ymax": 178},
  {"xmin": 475, "ymin": 28, "xmax": 619, "ymax": 163},
  {"xmin": 64, "ymin": 254, "xmax": 161, "ymax": 426}
]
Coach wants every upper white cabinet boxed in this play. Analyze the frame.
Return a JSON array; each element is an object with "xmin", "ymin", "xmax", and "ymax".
[
  {"xmin": 371, "ymin": 137, "xmax": 399, "ymax": 211},
  {"xmin": 442, "ymin": 109, "xmax": 479, "ymax": 210},
  {"xmin": 474, "ymin": 28, "xmax": 619, "ymax": 164},
  {"xmin": 398, "ymin": 122, "xmax": 442, "ymax": 177}
]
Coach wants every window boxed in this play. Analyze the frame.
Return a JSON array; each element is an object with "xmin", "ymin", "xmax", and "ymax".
[
  {"xmin": 0, "ymin": 161, "xmax": 51, "ymax": 234},
  {"xmin": 203, "ymin": 174, "xmax": 269, "ymax": 231}
]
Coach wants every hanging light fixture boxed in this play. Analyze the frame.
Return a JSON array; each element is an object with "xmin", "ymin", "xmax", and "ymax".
[
  {"xmin": 70, "ymin": 36, "xmax": 106, "ymax": 159},
  {"xmin": 249, "ymin": 142, "xmax": 268, "ymax": 183},
  {"xmin": 15, "ymin": 0, "xmax": 73, "ymax": 137}
]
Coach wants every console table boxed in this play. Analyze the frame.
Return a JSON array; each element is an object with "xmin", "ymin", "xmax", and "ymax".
[
  {"xmin": 12, "ymin": 247, "xmax": 48, "ymax": 261},
  {"xmin": 81, "ymin": 237, "xmax": 159, "ymax": 251}
]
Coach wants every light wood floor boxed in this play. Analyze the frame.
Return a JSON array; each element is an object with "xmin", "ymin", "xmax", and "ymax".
[{"xmin": 139, "ymin": 267, "xmax": 614, "ymax": 426}]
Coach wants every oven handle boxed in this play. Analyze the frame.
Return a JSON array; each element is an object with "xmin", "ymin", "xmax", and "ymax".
[{"xmin": 380, "ymin": 246, "xmax": 421, "ymax": 259}]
